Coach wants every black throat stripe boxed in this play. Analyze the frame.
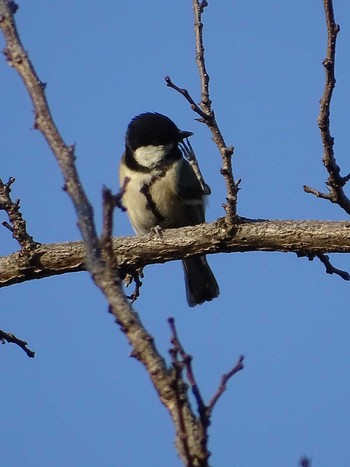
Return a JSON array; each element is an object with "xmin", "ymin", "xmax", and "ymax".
[{"xmin": 139, "ymin": 164, "xmax": 172, "ymax": 224}]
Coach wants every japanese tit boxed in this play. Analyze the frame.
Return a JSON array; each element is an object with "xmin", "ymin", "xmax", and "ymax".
[{"xmin": 119, "ymin": 112, "xmax": 219, "ymax": 307}]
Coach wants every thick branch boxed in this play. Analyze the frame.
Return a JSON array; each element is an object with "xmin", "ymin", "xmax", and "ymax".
[
  {"xmin": 0, "ymin": 2, "xmax": 213, "ymax": 464},
  {"xmin": 1, "ymin": 219, "xmax": 350, "ymax": 288}
]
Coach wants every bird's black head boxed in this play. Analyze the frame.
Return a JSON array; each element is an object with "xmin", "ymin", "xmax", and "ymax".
[{"xmin": 125, "ymin": 112, "xmax": 193, "ymax": 151}]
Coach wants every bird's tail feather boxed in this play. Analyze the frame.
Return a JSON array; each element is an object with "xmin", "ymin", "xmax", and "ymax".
[{"xmin": 182, "ymin": 256, "xmax": 219, "ymax": 307}]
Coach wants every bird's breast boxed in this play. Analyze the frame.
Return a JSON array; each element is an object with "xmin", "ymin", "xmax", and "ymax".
[{"xmin": 119, "ymin": 159, "xmax": 185, "ymax": 234}]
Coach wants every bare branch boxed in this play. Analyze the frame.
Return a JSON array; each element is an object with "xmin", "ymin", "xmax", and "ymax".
[
  {"xmin": 0, "ymin": 329, "xmax": 35, "ymax": 358},
  {"xmin": 168, "ymin": 317, "xmax": 207, "ymax": 419},
  {"xmin": 304, "ymin": 1, "xmax": 350, "ymax": 213},
  {"xmin": 0, "ymin": 177, "xmax": 39, "ymax": 252},
  {"xmin": 297, "ymin": 249, "xmax": 350, "ymax": 281},
  {"xmin": 168, "ymin": 317, "xmax": 210, "ymax": 465},
  {"xmin": 193, "ymin": 0, "xmax": 239, "ymax": 222},
  {"xmin": 166, "ymin": 1, "xmax": 239, "ymax": 223},
  {"xmin": 1, "ymin": 219, "xmax": 350, "ymax": 288},
  {"xmin": 316, "ymin": 253, "xmax": 350, "ymax": 281},
  {"xmin": 207, "ymin": 355, "xmax": 244, "ymax": 417},
  {"xmin": 165, "ymin": 76, "xmax": 207, "ymax": 121},
  {"xmin": 100, "ymin": 187, "xmax": 119, "ymax": 275},
  {"xmin": 193, "ymin": 0, "xmax": 210, "ymax": 110},
  {"xmin": 168, "ymin": 317, "xmax": 244, "ymax": 460},
  {"xmin": 0, "ymin": 3, "xmax": 215, "ymax": 464},
  {"xmin": 303, "ymin": 185, "xmax": 332, "ymax": 200},
  {"xmin": 0, "ymin": 1, "xmax": 347, "ymax": 463},
  {"xmin": 127, "ymin": 271, "xmax": 143, "ymax": 304}
]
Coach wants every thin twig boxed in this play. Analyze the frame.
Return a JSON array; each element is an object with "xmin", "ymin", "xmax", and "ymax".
[
  {"xmin": 115, "ymin": 177, "xmax": 142, "ymax": 303},
  {"xmin": 316, "ymin": 253, "xmax": 350, "ymax": 280},
  {"xmin": 0, "ymin": 177, "xmax": 39, "ymax": 253},
  {"xmin": 129, "ymin": 272, "xmax": 142, "ymax": 304},
  {"xmin": 115, "ymin": 176, "xmax": 129, "ymax": 212},
  {"xmin": 100, "ymin": 187, "xmax": 119, "ymax": 275},
  {"xmin": 168, "ymin": 317, "xmax": 210, "ymax": 464},
  {"xmin": 101, "ymin": 180, "xmax": 129, "ymax": 271},
  {"xmin": 168, "ymin": 317, "xmax": 244, "ymax": 441},
  {"xmin": 168, "ymin": 347, "xmax": 193, "ymax": 465},
  {"xmin": 304, "ymin": 1, "xmax": 350, "ymax": 213},
  {"xmin": 194, "ymin": 0, "xmax": 210, "ymax": 110},
  {"xmin": 207, "ymin": 355, "xmax": 244, "ymax": 417},
  {"xmin": 303, "ymin": 185, "xmax": 332, "ymax": 200},
  {"xmin": 193, "ymin": 0, "xmax": 239, "ymax": 222},
  {"xmin": 168, "ymin": 318, "xmax": 207, "ymax": 418},
  {"xmin": 298, "ymin": 250, "xmax": 350, "ymax": 281},
  {"xmin": 0, "ymin": 329, "xmax": 35, "ymax": 358},
  {"xmin": 166, "ymin": 1, "xmax": 239, "ymax": 222},
  {"xmin": 165, "ymin": 76, "xmax": 207, "ymax": 121}
]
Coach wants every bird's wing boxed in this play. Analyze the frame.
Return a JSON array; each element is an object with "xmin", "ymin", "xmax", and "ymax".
[{"xmin": 176, "ymin": 159, "xmax": 207, "ymax": 225}]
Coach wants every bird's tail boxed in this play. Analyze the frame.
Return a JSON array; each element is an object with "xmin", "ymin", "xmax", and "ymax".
[{"xmin": 182, "ymin": 256, "xmax": 219, "ymax": 307}]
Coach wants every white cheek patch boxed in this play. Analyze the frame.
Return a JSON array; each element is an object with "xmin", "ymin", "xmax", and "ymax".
[{"xmin": 134, "ymin": 143, "xmax": 174, "ymax": 169}]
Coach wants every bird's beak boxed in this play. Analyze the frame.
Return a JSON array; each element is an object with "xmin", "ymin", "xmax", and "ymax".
[{"xmin": 178, "ymin": 129, "xmax": 193, "ymax": 141}]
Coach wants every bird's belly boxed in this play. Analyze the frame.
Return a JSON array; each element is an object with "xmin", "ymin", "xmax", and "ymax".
[{"xmin": 120, "ymin": 164, "xmax": 185, "ymax": 235}]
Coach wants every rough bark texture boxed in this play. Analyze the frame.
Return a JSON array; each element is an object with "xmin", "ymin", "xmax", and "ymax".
[
  {"xmin": 0, "ymin": 2, "xmax": 216, "ymax": 464},
  {"xmin": 1, "ymin": 218, "xmax": 350, "ymax": 288},
  {"xmin": 0, "ymin": 0, "xmax": 346, "ymax": 465}
]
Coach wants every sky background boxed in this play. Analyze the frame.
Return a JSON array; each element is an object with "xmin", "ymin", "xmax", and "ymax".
[{"xmin": 1, "ymin": 1, "xmax": 350, "ymax": 466}]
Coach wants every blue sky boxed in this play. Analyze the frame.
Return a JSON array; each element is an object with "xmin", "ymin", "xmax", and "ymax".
[{"xmin": 1, "ymin": 1, "xmax": 350, "ymax": 466}]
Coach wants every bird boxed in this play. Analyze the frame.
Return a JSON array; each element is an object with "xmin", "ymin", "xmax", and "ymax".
[{"xmin": 119, "ymin": 112, "xmax": 219, "ymax": 307}]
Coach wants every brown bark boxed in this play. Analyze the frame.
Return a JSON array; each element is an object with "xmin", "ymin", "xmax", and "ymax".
[{"xmin": 1, "ymin": 218, "xmax": 350, "ymax": 288}]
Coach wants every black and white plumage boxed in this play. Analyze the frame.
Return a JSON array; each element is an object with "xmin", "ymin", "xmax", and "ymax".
[{"xmin": 119, "ymin": 112, "xmax": 219, "ymax": 307}]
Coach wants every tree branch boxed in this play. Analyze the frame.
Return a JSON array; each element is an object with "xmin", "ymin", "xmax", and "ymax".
[
  {"xmin": 168, "ymin": 318, "xmax": 244, "ymax": 465},
  {"xmin": 1, "ymin": 1, "xmax": 347, "ymax": 464},
  {"xmin": 166, "ymin": 0, "xmax": 239, "ymax": 223},
  {"xmin": 206, "ymin": 355, "xmax": 244, "ymax": 417},
  {"xmin": 1, "ymin": 219, "xmax": 350, "ymax": 288},
  {"xmin": 0, "ymin": 2, "xmax": 220, "ymax": 464},
  {"xmin": 0, "ymin": 328, "xmax": 35, "ymax": 358},
  {"xmin": 316, "ymin": 253, "xmax": 350, "ymax": 281},
  {"xmin": 304, "ymin": 0, "xmax": 350, "ymax": 213},
  {"xmin": 0, "ymin": 177, "xmax": 39, "ymax": 252},
  {"xmin": 168, "ymin": 317, "xmax": 210, "ymax": 465},
  {"xmin": 169, "ymin": 317, "xmax": 207, "ymax": 417}
]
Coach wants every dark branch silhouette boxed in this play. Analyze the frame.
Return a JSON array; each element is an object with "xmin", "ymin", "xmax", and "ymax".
[
  {"xmin": 0, "ymin": 328, "xmax": 35, "ymax": 358},
  {"xmin": 207, "ymin": 355, "xmax": 244, "ymax": 417},
  {"xmin": 304, "ymin": 0, "xmax": 350, "ymax": 213},
  {"xmin": 168, "ymin": 317, "xmax": 243, "ymax": 465},
  {"xmin": 302, "ymin": 0, "xmax": 350, "ymax": 281},
  {"xmin": 166, "ymin": 0, "xmax": 239, "ymax": 222},
  {"xmin": 0, "ymin": 177, "xmax": 39, "ymax": 252},
  {"xmin": 316, "ymin": 253, "xmax": 350, "ymax": 281}
]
